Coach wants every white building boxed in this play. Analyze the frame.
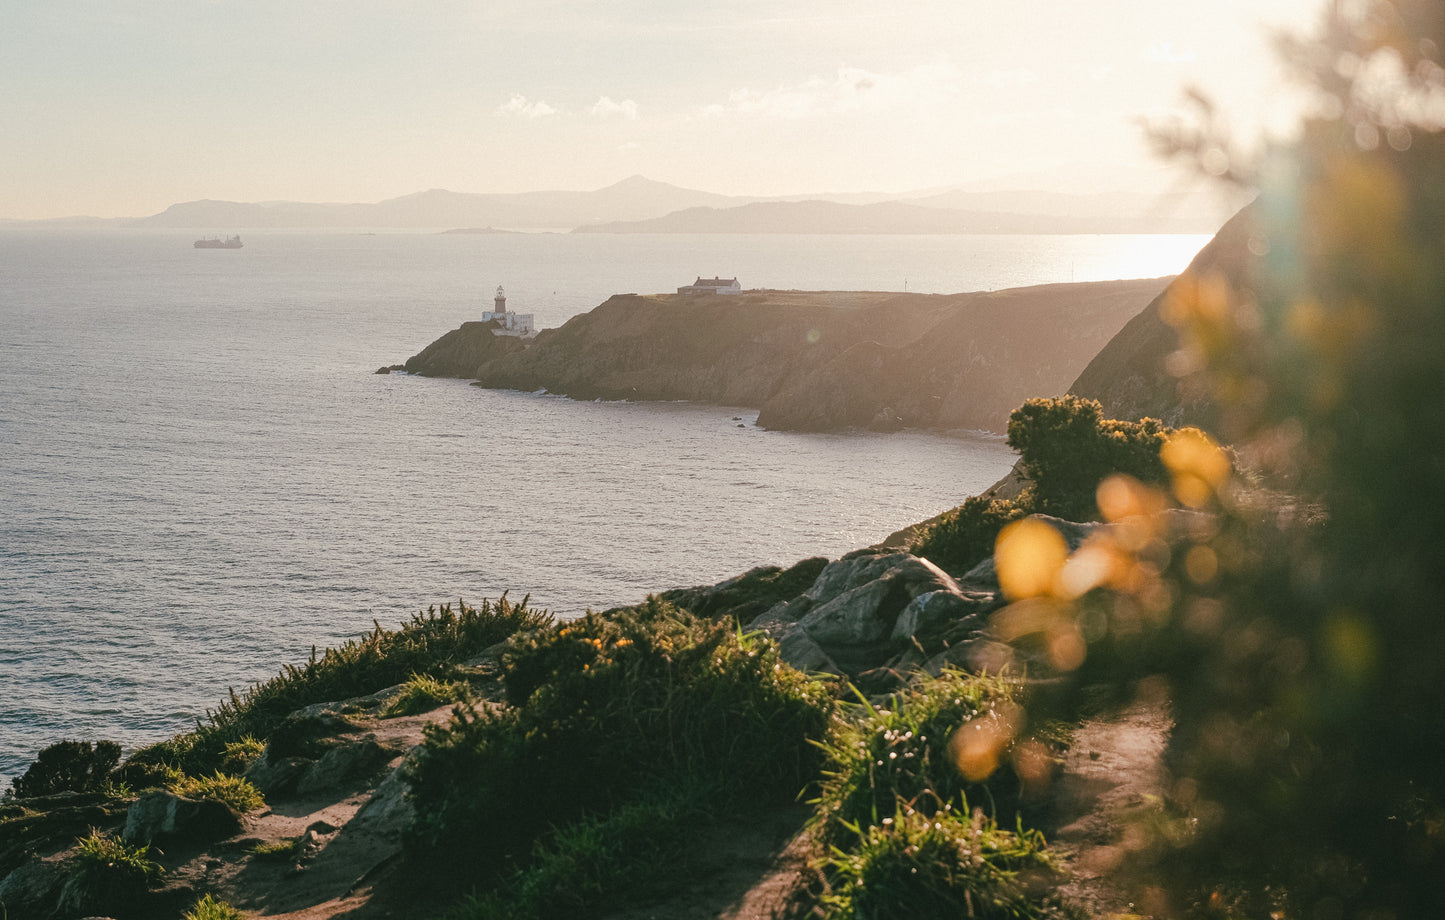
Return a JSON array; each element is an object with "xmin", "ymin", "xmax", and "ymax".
[
  {"xmin": 677, "ymin": 276, "xmax": 742, "ymax": 295},
  {"xmin": 480, "ymin": 285, "xmax": 536, "ymax": 337}
]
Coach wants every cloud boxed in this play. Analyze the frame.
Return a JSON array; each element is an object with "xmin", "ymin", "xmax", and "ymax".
[
  {"xmin": 704, "ymin": 61, "xmax": 962, "ymax": 120},
  {"xmin": 494, "ymin": 94, "xmax": 559, "ymax": 119},
  {"xmin": 590, "ymin": 96, "xmax": 640, "ymax": 119},
  {"xmin": 984, "ymin": 68, "xmax": 1040, "ymax": 89}
]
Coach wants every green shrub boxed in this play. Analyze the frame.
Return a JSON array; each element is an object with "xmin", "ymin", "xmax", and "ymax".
[
  {"xmin": 219, "ymin": 736, "xmax": 265, "ymax": 774},
  {"xmin": 453, "ymin": 782, "xmax": 709, "ymax": 920},
  {"xmin": 183, "ymin": 893, "xmax": 248, "ymax": 920},
  {"xmin": 70, "ymin": 829, "xmax": 163, "ymax": 912},
  {"xmin": 8, "ymin": 740, "xmax": 122, "ymax": 799},
  {"xmin": 125, "ymin": 595, "xmax": 550, "ymax": 775},
  {"xmin": 384, "ymin": 672, "xmax": 470, "ymax": 717},
  {"xmin": 169, "ymin": 772, "xmax": 265, "ymax": 813},
  {"xmin": 811, "ymin": 670, "xmax": 1026, "ymax": 849},
  {"xmin": 912, "ymin": 496, "xmax": 1026, "ymax": 576},
  {"xmin": 1006, "ymin": 395, "xmax": 1172, "ymax": 521},
  {"xmin": 820, "ymin": 805, "xmax": 1069, "ymax": 920},
  {"xmin": 406, "ymin": 598, "xmax": 832, "ymax": 874}
]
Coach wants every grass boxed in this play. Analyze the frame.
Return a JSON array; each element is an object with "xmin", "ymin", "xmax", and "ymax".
[
  {"xmin": 805, "ymin": 669, "xmax": 1078, "ymax": 918},
  {"xmin": 70, "ymin": 828, "xmax": 164, "ymax": 912},
  {"xmin": 384, "ymin": 672, "xmax": 470, "ymax": 716},
  {"xmin": 73, "ymin": 828, "xmax": 164, "ymax": 882},
  {"xmin": 124, "ymin": 596, "xmax": 551, "ymax": 775},
  {"xmin": 820, "ymin": 805, "xmax": 1071, "ymax": 919},
  {"xmin": 169, "ymin": 771, "xmax": 265, "ymax": 813},
  {"xmin": 184, "ymin": 893, "xmax": 248, "ymax": 919},
  {"xmin": 247, "ymin": 838, "xmax": 299, "ymax": 862},
  {"xmin": 810, "ymin": 669, "xmax": 1029, "ymax": 848}
]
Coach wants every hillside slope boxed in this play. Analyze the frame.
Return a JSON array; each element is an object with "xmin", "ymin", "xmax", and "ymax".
[{"xmin": 1067, "ymin": 206, "xmax": 1258, "ymax": 429}]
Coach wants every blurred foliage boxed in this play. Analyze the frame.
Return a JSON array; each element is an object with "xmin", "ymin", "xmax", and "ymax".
[
  {"xmin": 981, "ymin": 3, "xmax": 1445, "ymax": 915},
  {"xmin": 404, "ymin": 597, "xmax": 832, "ymax": 894},
  {"xmin": 913, "ymin": 494, "xmax": 1029, "ymax": 576}
]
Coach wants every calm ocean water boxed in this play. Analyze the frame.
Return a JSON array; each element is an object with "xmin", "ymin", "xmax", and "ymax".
[{"xmin": 0, "ymin": 228, "xmax": 1208, "ymax": 783}]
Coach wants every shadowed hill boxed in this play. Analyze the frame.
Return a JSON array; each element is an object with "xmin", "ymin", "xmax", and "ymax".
[{"xmin": 1067, "ymin": 205, "xmax": 1259, "ymax": 429}]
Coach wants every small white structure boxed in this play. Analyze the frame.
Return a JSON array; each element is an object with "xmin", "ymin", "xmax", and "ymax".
[
  {"xmin": 480, "ymin": 285, "xmax": 536, "ymax": 337},
  {"xmin": 677, "ymin": 276, "xmax": 742, "ymax": 295}
]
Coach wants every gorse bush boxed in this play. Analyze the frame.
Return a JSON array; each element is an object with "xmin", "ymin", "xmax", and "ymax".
[
  {"xmin": 7, "ymin": 739, "xmax": 122, "ymax": 799},
  {"xmin": 982, "ymin": 5, "xmax": 1445, "ymax": 912},
  {"xmin": 406, "ymin": 597, "xmax": 832, "ymax": 880},
  {"xmin": 1006, "ymin": 395, "xmax": 1172, "ymax": 522},
  {"xmin": 913, "ymin": 397, "xmax": 1174, "ymax": 576},
  {"xmin": 454, "ymin": 782, "xmax": 710, "ymax": 920},
  {"xmin": 125, "ymin": 596, "xmax": 550, "ymax": 775}
]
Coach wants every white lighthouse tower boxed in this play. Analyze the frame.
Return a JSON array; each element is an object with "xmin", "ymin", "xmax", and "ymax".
[{"xmin": 481, "ymin": 283, "xmax": 536, "ymax": 337}]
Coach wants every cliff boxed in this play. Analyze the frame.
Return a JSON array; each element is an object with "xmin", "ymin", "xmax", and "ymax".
[{"xmin": 403, "ymin": 280, "xmax": 1172, "ymax": 434}]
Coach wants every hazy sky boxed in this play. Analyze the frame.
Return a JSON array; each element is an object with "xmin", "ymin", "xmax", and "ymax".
[{"xmin": 1, "ymin": 0, "xmax": 1326, "ymax": 220}]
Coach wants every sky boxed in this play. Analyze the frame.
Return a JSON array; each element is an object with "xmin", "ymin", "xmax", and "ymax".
[{"xmin": 0, "ymin": 0, "xmax": 1328, "ymax": 220}]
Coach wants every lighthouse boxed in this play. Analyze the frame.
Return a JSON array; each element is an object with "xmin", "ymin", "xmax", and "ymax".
[{"xmin": 480, "ymin": 283, "xmax": 536, "ymax": 338}]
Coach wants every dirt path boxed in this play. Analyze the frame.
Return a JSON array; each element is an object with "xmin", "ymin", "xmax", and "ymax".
[{"xmin": 1049, "ymin": 703, "xmax": 1172, "ymax": 919}]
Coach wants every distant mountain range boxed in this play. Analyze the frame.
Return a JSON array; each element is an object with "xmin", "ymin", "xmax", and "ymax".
[{"xmin": 12, "ymin": 175, "xmax": 1241, "ymax": 234}]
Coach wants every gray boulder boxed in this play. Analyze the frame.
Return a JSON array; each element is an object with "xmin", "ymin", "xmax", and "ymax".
[
  {"xmin": 794, "ymin": 553, "xmax": 964, "ymax": 646},
  {"xmin": 122, "ymin": 790, "xmax": 241, "ymax": 847},
  {"xmin": 891, "ymin": 590, "xmax": 991, "ymax": 644},
  {"xmin": 295, "ymin": 739, "xmax": 396, "ymax": 797},
  {"xmin": 0, "ymin": 855, "xmax": 66, "ymax": 920}
]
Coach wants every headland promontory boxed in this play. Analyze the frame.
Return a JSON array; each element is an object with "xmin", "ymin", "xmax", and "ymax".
[{"xmin": 394, "ymin": 278, "xmax": 1172, "ymax": 434}]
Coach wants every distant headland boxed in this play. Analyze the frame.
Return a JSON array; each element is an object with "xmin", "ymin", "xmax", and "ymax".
[{"xmin": 387, "ymin": 276, "xmax": 1173, "ymax": 434}]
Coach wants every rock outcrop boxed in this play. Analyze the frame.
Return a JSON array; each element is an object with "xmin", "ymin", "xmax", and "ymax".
[
  {"xmin": 397, "ymin": 279, "xmax": 1171, "ymax": 434},
  {"xmin": 400, "ymin": 321, "xmax": 525, "ymax": 378}
]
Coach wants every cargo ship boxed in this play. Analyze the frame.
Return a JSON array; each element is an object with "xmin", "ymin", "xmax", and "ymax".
[{"xmin": 194, "ymin": 235, "xmax": 243, "ymax": 249}]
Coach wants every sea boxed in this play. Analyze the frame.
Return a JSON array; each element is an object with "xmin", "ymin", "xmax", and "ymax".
[{"xmin": 0, "ymin": 227, "xmax": 1209, "ymax": 784}]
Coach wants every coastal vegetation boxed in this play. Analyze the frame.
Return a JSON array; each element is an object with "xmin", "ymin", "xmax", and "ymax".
[
  {"xmin": 404, "ymin": 598, "xmax": 832, "ymax": 914},
  {"xmin": 5, "ymin": 5, "xmax": 1444, "ymax": 918},
  {"xmin": 123, "ymin": 595, "xmax": 549, "ymax": 779},
  {"xmin": 912, "ymin": 394, "xmax": 1177, "ymax": 576}
]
